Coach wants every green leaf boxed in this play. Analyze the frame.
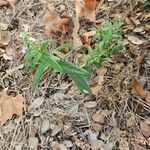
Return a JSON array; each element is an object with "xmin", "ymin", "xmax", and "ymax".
[
  {"xmin": 58, "ymin": 59, "xmax": 90, "ymax": 76},
  {"xmin": 68, "ymin": 72, "xmax": 91, "ymax": 92},
  {"xmin": 32, "ymin": 63, "xmax": 47, "ymax": 91},
  {"xmin": 43, "ymin": 54, "xmax": 63, "ymax": 72}
]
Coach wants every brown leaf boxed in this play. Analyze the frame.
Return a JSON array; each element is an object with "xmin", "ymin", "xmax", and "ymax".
[
  {"xmin": 0, "ymin": 33, "xmax": 9, "ymax": 48},
  {"xmin": 0, "ymin": 90, "xmax": 24, "ymax": 125},
  {"xmin": 92, "ymin": 123, "xmax": 102, "ymax": 131},
  {"xmin": 128, "ymin": 35, "xmax": 143, "ymax": 45},
  {"xmin": 135, "ymin": 50, "xmax": 148, "ymax": 66},
  {"xmin": 127, "ymin": 116, "xmax": 135, "ymax": 127},
  {"xmin": 75, "ymin": 0, "xmax": 96, "ymax": 22},
  {"xmin": 82, "ymin": 31, "xmax": 96, "ymax": 45},
  {"xmin": 43, "ymin": 5, "xmax": 70, "ymax": 35},
  {"xmin": 132, "ymin": 78, "xmax": 146, "ymax": 99},
  {"xmin": 91, "ymin": 84, "xmax": 101, "ymax": 95},
  {"xmin": 119, "ymin": 138, "xmax": 129, "ymax": 150},
  {"xmin": 140, "ymin": 121, "xmax": 150, "ymax": 138},
  {"xmin": 92, "ymin": 113, "xmax": 104, "ymax": 123}
]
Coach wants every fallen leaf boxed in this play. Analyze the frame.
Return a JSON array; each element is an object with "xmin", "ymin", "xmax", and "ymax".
[
  {"xmin": 92, "ymin": 123, "xmax": 102, "ymax": 131},
  {"xmin": 75, "ymin": 0, "xmax": 96, "ymax": 22},
  {"xmin": 119, "ymin": 138, "xmax": 129, "ymax": 150},
  {"xmin": 0, "ymin": 90, "xmax": 24, "ymax": 125},
  {"xmin": 92, "ymin": 113, "xmax": 104, "ymax": 124},
  {"xmin": 130, "ymin": 17, "xmax": 140, "ymax": 26},
  {"xmin": 127, "ymin": 116, "xmax": 135, "ymax": 127},
  {"xmin": 91, "ymin": 84, "xmax": 101, "ymax": 95},
  {"xmin": 82, "ymin": 31, "xmax": 96, "ymax": 45},
  {"xmin": 140, "ymin": 121, "xmax": 150, "ymax": 138},
  {"xmin": 132, "ymin": 78, "xmax": 146, "ymax": 99},
  {"xmin": 43, "ymin": 4, "xmax": 70, "ymax": 35},
  {"xmin": 29, "ymin": 97, "xmax": 44, "ymax": 110},
  {"xmin": 128, "ymin": 35, "xmax": 143, "ymax": 45},
  {"xmin": 135, "ymin": 50, "xmax": 148, "ymax": 66},
  {"xmin": 0, "ymin": 33, "xmax": 9, "ymax": 48},
  {"xmin": 84, "ymin": 101, "xmax": 97, "ymax": 108},
  {"xmin": 133, "ymin": 27, "xmax": 144, "ymax": 33}
]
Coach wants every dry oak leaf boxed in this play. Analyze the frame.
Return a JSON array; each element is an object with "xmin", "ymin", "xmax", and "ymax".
[
  {"xmin": 75, "ymin": 0, "xmax": 96, "ymax": 22},
  {"xmin": 0, "ymin": 90, "xmax": 24, "ymax": 125},
  {"xmin": 132, "ymin": 78, "xmax": 146, "ymax": 99},
  {"xmin": 43, "ymin": 5, "xmax": 70, "ymax": 35}
]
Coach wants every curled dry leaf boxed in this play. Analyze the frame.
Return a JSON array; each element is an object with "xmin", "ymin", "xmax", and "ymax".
[
  {"xmin": 43, "ymin": 4, "xmax": 70, "ymax": 35},
  {"xmin": 127, "ymin": 35, "xmax": 143, "ymax": 45},
  {"xmin": 0, "ymin": 90, "xmax": 24, "ymax": 125},
  {"xmin": 82, "ymin": 31, "xmax": 96, "ymax": 45},
  {"xmin": 132, "ymin": 78, "xmax": 146, "ymax": 99}
]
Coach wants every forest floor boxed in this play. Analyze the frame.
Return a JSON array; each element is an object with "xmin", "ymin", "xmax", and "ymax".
[{"xmin": 0, "ymin": 0, "xmax": 150, "ymax": 150}]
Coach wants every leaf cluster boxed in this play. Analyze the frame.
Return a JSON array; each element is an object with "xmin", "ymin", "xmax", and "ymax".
[
  {"xmin": 87, "ymin": 18, "xmax": 124, "ymax": 68},
  {"xmin": 23, "ymin": 33, "xmax": 91, "ymax": 92}
]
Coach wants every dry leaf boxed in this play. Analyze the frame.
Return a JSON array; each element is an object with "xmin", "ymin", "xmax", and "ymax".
[
  {"xmin": 132, "ymin": 78, "xmax": 146, "ymax": 99},
  {"xmin": 0, "ymin": 33, "xmax": 9, "ymax": 48},
  {"xmin": 91, "ymin": 84, "xmax": 101, "ymax": 95},
  {"xmin": 119, "ymin": 138, "xmax": 129, "ymax": 150},
  {"xmin": 135, "ymin": 50, "xmax": 148, "ymax": 66},
  {"xmin": 127, "ymin": 116, "xmax": 135, "ymax": 127},
  {"xmin": 140, "ymin": 121, "xmax": 150, "ymax": 138},
  {"xmin": 0, "ymin": 90, "xmax": 24, "ymax": 125},
  {"xmin": 92, "ymin": 113, "xmax": 104, "ymax": 124},
  {"xmin": 128, "ymin": 35, "xmax": 143, "ymax": 45},
  {"xmin": 92, "ymin": 123, "xmax": 102, "ymax": 131},
  {"xmin": 43, "ymin": 5, "xmax": 70, "ymax": 35},
  {"xmin": 84, "ymin": 101, "xmax": 97, "ymax": 108},
  {"xmin": 75, "ymin": 0, "xmax": 96, "ymax": 22},
  {"xmin": 82, "ymin": 31, "xmax": 96, "ymax": 45}
]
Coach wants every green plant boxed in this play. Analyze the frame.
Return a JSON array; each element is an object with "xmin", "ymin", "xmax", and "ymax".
[
  {"xmin": 23, "ymin": 32, "xmax": 91, "ymax": 92},
  {"xmin": 87, "ymin": 18, "xmax": 124, "ymax": 68},
  {"xmin": 142, "ymin": 0, "xmax": 150, "ymax": 7}
]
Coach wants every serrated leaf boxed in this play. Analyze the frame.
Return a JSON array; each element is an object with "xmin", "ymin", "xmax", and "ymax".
[
  {"xmin": 32, "ymin": 63, "xmax": 47, "ymax": 91},
  {"xmin": 43, "ymin": 54, "xmax": 63, "ymax": 72}
]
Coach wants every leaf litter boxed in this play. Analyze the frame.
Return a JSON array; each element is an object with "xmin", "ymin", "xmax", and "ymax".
[{"xmin": 0, "ymin": 0, "xmax": 150, "ymax": 149}]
